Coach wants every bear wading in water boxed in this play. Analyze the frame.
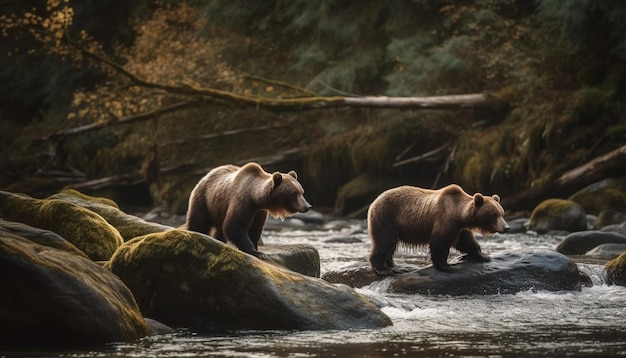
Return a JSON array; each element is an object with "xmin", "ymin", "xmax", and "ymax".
[
  {"xmin": 368, "ymin": 184, "xmax": 509, "ymax": 275},
  {"xmin": 186, "ymin": 162, "xmax": 312, "ymax": 259}
]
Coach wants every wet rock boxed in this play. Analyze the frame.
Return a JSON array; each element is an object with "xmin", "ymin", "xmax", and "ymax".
[
  {"xmin": 323, "ymin": 249, "xmax": 584, "ymax": 295},
  {"xmin": 0, "ymin": 232, "xmax": 150, "ymax": 348},
  {"xmin": 593, "ymin": 210, "xmax": 626, "ymax": 229},
  {"xmin": 584, "ymin": 243, "xmax": 626, "ymax": 260},
  {"xmin": 49, "ymin": 189, "xmax": 173, "ymax": 241},
  {"xmin": 0, "ymin": 219, "xmax": 88, "ymax": 258},
  {"xmin": 0, "ymin": 191, "xmax": 123, "ymax": 261},
  {"xmin": 605, "ymin": 251, "xmax": 626, "ymax": 286},
  {"xmin": 527, "ymin": 199, "xmax": 587, "ymax": 234},
  {"xmin": 106, "ymin": 230, "xmax": 391, "ymax": 331},
  {"xmin": 556, "ymin": 231, "xmax": 626, "ymax": 255},
  {"xmin": 601, "ymin": 222, "xmax": 626, "ymax": 237},
  {"xmin": 569, "ymin": 176, "xmax": 626, "ymax": 215},
  {"xmin": 507, "ymin": 217, "xmax": 529, "ymax": 233},
  {"xmin": 262, "ymin": 243, "xmax": 320, "ymax": 277}
]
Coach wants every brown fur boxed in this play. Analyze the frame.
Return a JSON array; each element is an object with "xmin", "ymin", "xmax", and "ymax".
[
  {"xmin": 367, "ymin": 184, "xmax": 509, "ymax": 274},
  {"xmin": 186, "ymin": 162, "xmax": 311, "ymax": 259}
]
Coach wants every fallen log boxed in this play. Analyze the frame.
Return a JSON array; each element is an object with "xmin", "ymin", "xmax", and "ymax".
[{"xmin": 502, "ymin": 144, "xmax": 626, "ymax": 211}]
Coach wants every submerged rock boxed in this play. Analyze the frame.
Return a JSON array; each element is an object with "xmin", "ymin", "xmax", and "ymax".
[
  {"xmin": 106, "ymin": 229, "xmax": 391, "ymax": 331},
  {"xmin": 556, "ymin": 230, "xmax": 626, "ymax": 255},
  {"xmin": 0, "ymin": 191, "xmax": 123, "ymax": 261},
  {"xmin": 527, "ymin": 199, "xmax": 587, "ymax": 234},
  {"xmin": 323, "ymin": 249, "xmax": 585, "ymax": 295},
  {"xmin": 0, "ymin": 232, "xmax": 151, "ymax": 348}
]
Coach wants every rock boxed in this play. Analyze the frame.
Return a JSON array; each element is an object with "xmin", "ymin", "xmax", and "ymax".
[
  {"xmin": 602, "ymin": 222, "xmax": 626, "ymax": 237},
  {"xmin": 584, "ymin": 243, "xmax": 626, "ymax": 260},
  {"xmin": 0, "ymin": 191, "xmax": 123, "ymax": 261},
  {"xmin": 593, "ymin": 210, "xmax": 626, "ymax": 229},
  {"xmin": 0, "ymin": 219, "xmax": 88, "ymax": 258},
  {"xmin": 262, "ymin": 243, "xmax": 321, "ymax": 277},
  {"xmin": 569, "ymin": 176, "xmax": 626, "ymax": 215},
  {"xmin": 49, "ymin": 189, "xmax": 173, "ymax": 241},
  {"xmin": 106, "ymin": 230, "xmax": 391, "ymax": 331},
  {"xmin": 507, "ymin": 217, "xmax": 529, "ymax": 233},
  {"xmin": 527, "ymin": 199, "xmax": 588, "ymax": 234},
  {"xmin": 0, "ymin": 232, "xmax": 150, "ymax": 348},
  {"xmin": 605, "ymin": 250, "xmax": 626, "ymax": 286},
  {"xmin": 323, "ymin": 249, "xmax": 585, "ymax": 295},
  {"xmin": 556, "ymin": 231, "xmax": 626, "ymax": 255},
  {"xmin": 322, "ymin": 264, "xmax": 385, "ymax": 288},
  {"xmin": 334, "ymin": 173, "xmax": 399, "ymax": 217}
]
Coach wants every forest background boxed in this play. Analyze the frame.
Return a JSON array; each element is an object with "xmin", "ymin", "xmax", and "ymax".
[{"xmin": 1, "ymin": 0, "xmax": 625, "ymax": 217}]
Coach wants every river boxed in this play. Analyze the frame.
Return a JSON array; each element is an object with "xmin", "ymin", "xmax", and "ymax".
[{"xmin": 5, "ymin": 218, "xmax": 626, "ymax": 357}]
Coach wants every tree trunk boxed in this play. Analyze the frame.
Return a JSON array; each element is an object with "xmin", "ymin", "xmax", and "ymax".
[{"xmin": 502, "ymin": 144, "xmax": 626, "ymax": 211}]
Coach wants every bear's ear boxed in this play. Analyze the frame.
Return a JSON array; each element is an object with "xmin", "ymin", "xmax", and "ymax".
[
  {"xmin": 473, "ymin": 193, "xmax": 484, "ymax": 207},
  {"xmin": 288, "ymin": 170, "xmax": 298, "ymax": 180},
  {"xmin": 492, "ymin": 194, "xmax": 500, "ymax": 203},
  {"xmin": 272, "ymin": 172, "xmax": 283, "ymax": 187}
]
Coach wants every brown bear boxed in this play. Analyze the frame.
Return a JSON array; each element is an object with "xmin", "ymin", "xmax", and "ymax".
[
  {"xmin": 367, "ymin": 184, "xmax": 509, "ymax": 275},
  {"xmin": 186, "ymin": 162, "xmax": 312, "ymax": 259}
]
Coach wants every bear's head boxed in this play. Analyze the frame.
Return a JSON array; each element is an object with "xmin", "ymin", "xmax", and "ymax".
[
  {"xmin": 470, "ymin": 193, "xmax": 510, "ymax": 234},
  {"xmin": 266, "ymin": 170, "xmax": 312, "ymax": 219}
]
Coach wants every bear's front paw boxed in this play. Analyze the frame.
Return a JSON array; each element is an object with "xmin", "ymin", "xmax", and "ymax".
[
  {"xmin": 251, "ymin": 251, "xmax": 268, "ymax": 260},
  {"xmin": 373, "ymin": 267, "xmax": 395, "ymax": 276},
  {"xmin": 433, "ymin": 263, "xmax": 453, "ymax": 273}
]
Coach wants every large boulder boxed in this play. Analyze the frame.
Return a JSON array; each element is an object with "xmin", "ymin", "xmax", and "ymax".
[
  {"xmin": 323, "ymin": 249, "xmax": 586, "ymax": 295},
  {"xmin": 0, "ymin": 191, "xmax": 123, "ymax": 261},
  {"xmin": 556, "ymin": 230, "xmax": 626, "ymax": 255},
  {"xmin": 605, "ymin": 250, "xmax": 626, "ymax": 286},
  {"xmin": 0, "ymin": 219, "xmax": 88, "ymax": 258},
  {"xmin": 106, "ymin": 229, "xmax": 391, "ymax": 331},
  {"xmin": 0, "ymin": 232, "xmax": 151, "ymax": 348},
  {"xmin": 49, "ymin": 189, "xmax": 172, "ymax": 241},
  {"xmin": 569, "ymin": 176, "xmax": 626, "ymax": 215},
  {"xmin": 527, "ymin": 199, "xmax": 587, "ymax": 234}
]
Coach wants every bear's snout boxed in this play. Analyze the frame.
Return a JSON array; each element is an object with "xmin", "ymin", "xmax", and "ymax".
[
  {"xmin": 298, "ymin": 196, "xmax": 312, "ymax": 213},
  {"xmin": 497, "ymin": 218, "xmax": 510, "ymax": 233}
]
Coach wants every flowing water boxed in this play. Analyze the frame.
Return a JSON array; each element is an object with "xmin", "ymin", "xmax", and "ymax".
[{"xmin": 6, "ymin": 219, "xmax": 626, "ymax": 357}]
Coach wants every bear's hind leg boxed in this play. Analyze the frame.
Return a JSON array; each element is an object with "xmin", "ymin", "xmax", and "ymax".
[
  {"xmin": 455, "ymin": 229, "xmax": 491, "ymax": 263},
  {"xmin": 368, "ymin": 229, "xmax": 398, "ymax": 276},
  {"xmin": 429, "ymin": 233, "xmax": 454, "ymax": 273}
]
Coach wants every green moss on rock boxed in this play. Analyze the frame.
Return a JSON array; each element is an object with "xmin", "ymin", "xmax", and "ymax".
[
  {"xmin": 107, "ymin": 229, "xmax": 391, "ymax": 331},
  {"xmin": 49, "ymin": 189, "xmax": 172, "ymax": 241},
  {"xmin": 605, "ymin": 250, "xmax": 626, "ymax": 286},
  {"xmin": 0, "ymin": 232, "xmax": 150, "ymax": 347},
  {"xmin": 528, "ymin": 198, "xmax": 587, "ymax": 234},
  {"xmin": 0, "ymin": 191, "xmax": 123, "ymax": 261}
]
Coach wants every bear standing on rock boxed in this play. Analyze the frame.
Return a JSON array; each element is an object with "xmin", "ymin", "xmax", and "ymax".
[
  {"xmin": 367, "ymin": 184, "xmax": 509, "ymax": 275},
  {"xmin": 186, "ymin": 162, "xmax": 312, "ymax": 259}
]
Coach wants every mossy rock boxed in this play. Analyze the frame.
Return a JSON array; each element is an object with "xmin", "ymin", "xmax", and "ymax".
[
  {"xmin": 335, "ymin": 173, "xmax": 399, "ymax": 217},
  {"xmin": 0, "ymin": 191, "xmax": 123, "ymax": 261},
  {"xmin": 605, "ymin": 250, "xmax": 626, "ymax": 286},
  {"xmin": 0, "ymin": 220, "xmax": 88, "ymax": 259},
  {"xmin": 106, "ymin": 229, "xmax": 391, "ymax": 331},
  {"xmin": 0, "ymin": 232, "xmax": 150, "ymax": 347},
  {"xmin": 569, "ymin": 176, "xmax": 626, "ymax": 215},
  {"xmin": 49, "ymin": 189, "xmax": 172, "ymax": 241},
  {"xmin": 527, "ymin": 198, "xmax": 587, "ymax": 234}
]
